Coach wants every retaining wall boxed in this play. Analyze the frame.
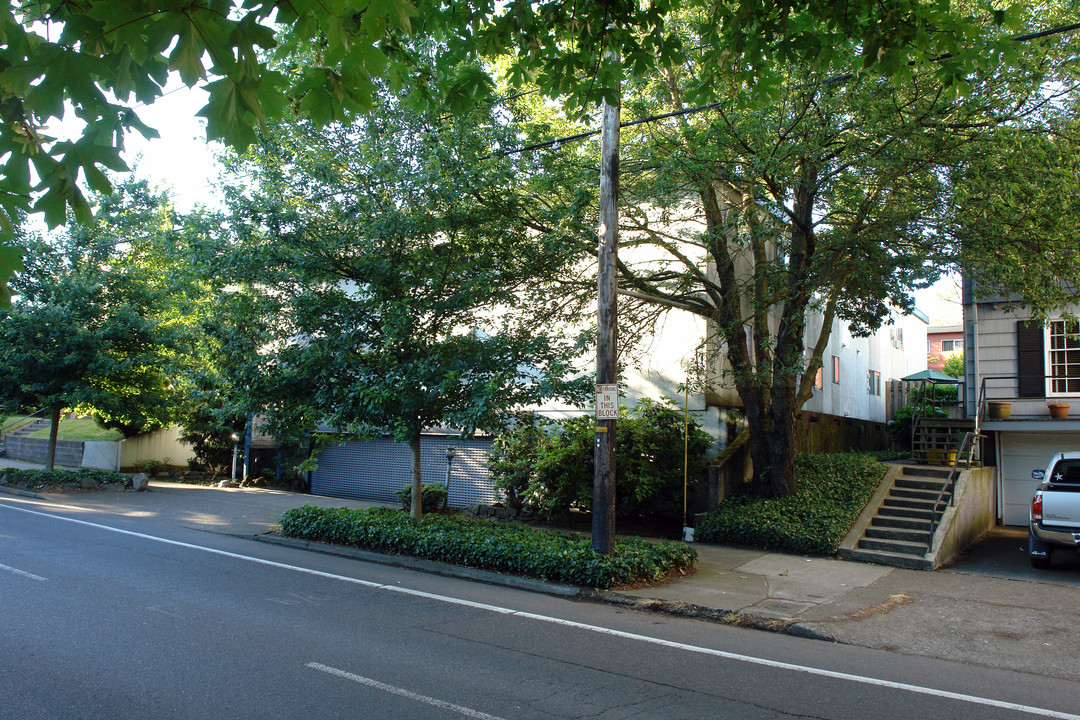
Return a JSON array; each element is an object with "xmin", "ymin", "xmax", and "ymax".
[
  {"xmin": 930, "ymin": 467, "xmax": 998, "ymax": 568},
  {"xmin": 3, "ymin": 436, "xmax": 84, "ymax": 467},
  {"xmin": 83, "ymin": 441, "xmax": 122, "ymax": 471}
]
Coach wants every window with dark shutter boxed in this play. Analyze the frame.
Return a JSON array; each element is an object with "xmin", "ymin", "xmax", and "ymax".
[{"xmin": 1017, "ymin": 320, "xmax": 1045, "ymax": 397}]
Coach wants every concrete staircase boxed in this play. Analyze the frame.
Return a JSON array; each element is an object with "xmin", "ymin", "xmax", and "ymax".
[{"xmin": 839, "ymin": 465, "xmax": 954, "ymax": 570}]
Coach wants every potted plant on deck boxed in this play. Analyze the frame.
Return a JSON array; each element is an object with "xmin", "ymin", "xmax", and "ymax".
[{"xmin": 1048, "ymin": 401, "xmax": 1071, "ymax": 420}]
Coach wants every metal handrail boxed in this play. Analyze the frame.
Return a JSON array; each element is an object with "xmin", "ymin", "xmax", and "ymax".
[
  {"xmin": 975, "ymin": 378, "xmax": 987, "ymax": 436},
  {"xmin": 0, "ymin": 408, "xmax": 46, "ymax": 437},
  {"xmin": 978, "ymin": 374, "xmax": 1080, "ymax": 405},
  {"xmin": 926, "ymin": 429, "xmax": 981, "ymax": 552}
]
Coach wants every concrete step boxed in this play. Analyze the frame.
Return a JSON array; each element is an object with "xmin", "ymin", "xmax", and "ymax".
[
  {"xmin": 12, "ymin": 418, "xmax": 50, "ymax": 436},
  {"xmin": 838, "ymin": 547, "xmax": 932, "ymax": 570},
  {"xmin": 890, "ymin": 486, "xmax": 951, "ymax": 502},
  {"xmin": 864, "ymin": 526, "xmax": 932, "ymax": 544},
  {"xmin": 876, "ymin": 505, "xmax": 935, "ymax": 521},
  {"xmin": 899, "ymin": 466, "xmax": 952, "ymax": 480},
  {"xmin": 872, "ymin": 515, "xmax": 932, "ymax": 531},
  {"xmin": 858, "ymin": 536, "xmax": 928, "ymax": 556},
  {"xmin": 882, "ymin": 496, "xmax": 949, "ymax": 512},
  {"xmin": 894, "ymin": 477, "xmax": 953, "ymax": 492}
]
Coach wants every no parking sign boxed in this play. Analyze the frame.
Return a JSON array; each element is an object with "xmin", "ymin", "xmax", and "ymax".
[{"xmin": 595, "ymin": 384, "xmax": 618, "ymax": 420}]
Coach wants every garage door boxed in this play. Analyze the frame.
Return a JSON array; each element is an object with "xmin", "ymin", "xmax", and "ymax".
[
  {"xmin": 310, "ymin": 435, "xmax": 497, "ymax": 508},
  {"xmin": 998, "ymin": 432, "xmax": 1080, "ymax": 525}
]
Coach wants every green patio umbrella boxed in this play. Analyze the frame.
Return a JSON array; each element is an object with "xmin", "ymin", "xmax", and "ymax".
[{"xmin": 901, "ymin": 369, "xmax": 960, "ymax": 384}]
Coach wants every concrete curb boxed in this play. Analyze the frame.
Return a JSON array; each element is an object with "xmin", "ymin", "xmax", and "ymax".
[
  {"xmin": 255, "ymin": 533, "xmax": 586, "ymax": 599},
  {"xmin": 0, "ymin": 484, "xmax": 49, "ymax": 500},
  {"xmin": 597, "ymin": 591, "xmax": 844, "ymax": 643}
]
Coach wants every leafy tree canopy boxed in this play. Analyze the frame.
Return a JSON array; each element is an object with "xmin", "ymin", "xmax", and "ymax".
[
  {"xmin": 942, "ymin": 352, "xmax": 965, "ymax": 379},
  {"xmin": 211, "ymin": 85, "xmax": 592, "ymax": 515},
  {"xmin": 0, "ymin": 178, "xmax": 193, "ymax": 468},
  {"xmin": 522, "ymin": 1, "xmax": 1080, "ymax": 496},
  {"xmin": 0, "ymin": 0, "xmax": 1033, "ymax": 303}
]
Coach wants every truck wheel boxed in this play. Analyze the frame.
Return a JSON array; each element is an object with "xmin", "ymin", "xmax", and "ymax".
[{"xmin": 1029, "ymin": 535, "xmax": 1053, "ymax": 569}]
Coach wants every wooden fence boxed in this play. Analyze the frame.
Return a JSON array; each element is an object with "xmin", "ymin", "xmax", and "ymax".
[{"xmin": 886, "ymin": 379, "xmax": 966, "ymax": 420}]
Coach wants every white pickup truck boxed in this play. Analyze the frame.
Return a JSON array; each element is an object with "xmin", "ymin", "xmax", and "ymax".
[{"xmin": 1029, "ymin": 452, "xmax": 1080, "ymax": 568}]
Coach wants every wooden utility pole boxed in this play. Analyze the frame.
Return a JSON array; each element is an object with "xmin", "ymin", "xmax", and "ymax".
[{"xmin": 593, "ymin": 87, "xmax": 620, "ymax": 555}]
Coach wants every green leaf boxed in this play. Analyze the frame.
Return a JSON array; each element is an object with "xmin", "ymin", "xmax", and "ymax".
[
  {"xmin": 168, "ymin": 20, "xmax": 206, "ymax": 85},
  {"xmin": 197, "ymin": 78, "xmax": 259, "ymax": 149},
  {"xmin": 0, "ymin": 241, "xmax": 23, "ymax": 308}
]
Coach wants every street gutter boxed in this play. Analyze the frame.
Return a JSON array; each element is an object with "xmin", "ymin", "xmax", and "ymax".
[{"xmin": 254, "ymin": 532, "xmax": 841, "ymax": 643}]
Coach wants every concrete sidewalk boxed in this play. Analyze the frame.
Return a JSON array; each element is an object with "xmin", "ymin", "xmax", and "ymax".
[{"xmin": 1, "ymin": 469, "xmax": 1078, "ymax": 681}]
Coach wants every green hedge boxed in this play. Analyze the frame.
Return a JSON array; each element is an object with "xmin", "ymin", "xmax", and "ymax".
[
  {"xmin": 394, "ymin": 482, "xmax": 448, "ymax": 512},
  {"xmin": 0, "ymin": 468, "xmax": 132, "ymax": 490},
  {"xmin": 487, "ymin": 399, "xmax": 714, "ymax": 520},
  {"xmin": 694, "ymin": 452, "xmax": 886, "ymax": 555},
  {"xmin": 278, "ymin": 505, "xmax": 698, "ymax": 589}
]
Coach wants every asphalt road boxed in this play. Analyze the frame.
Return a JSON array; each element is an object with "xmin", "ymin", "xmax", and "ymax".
[{"xmin": 2, "ymin": 497, "xmax": 1079, "ymax": 720}]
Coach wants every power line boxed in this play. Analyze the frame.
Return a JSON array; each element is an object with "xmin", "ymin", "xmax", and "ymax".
[{"xmin": 499, "ymin": 20, "xmax": 1080, "ymax": 158}]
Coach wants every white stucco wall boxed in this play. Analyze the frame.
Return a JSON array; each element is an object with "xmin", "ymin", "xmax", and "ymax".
[
  {"xmin": 769, "ymin": 307, "xmax": 928, "ymax": 424},
  {"xmin": 119, "ymin": 425, "xmax": 195, "ymax": 469},
  {"xmin": 82, "ymin": 441, "xmax": 122, "ymax": 471}
]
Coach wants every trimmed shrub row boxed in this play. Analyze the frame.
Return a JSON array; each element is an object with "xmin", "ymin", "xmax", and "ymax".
[
  {"xmin": 694, "ymin": 452, "xmax": 887, "ymax": 555},
  {"xmin": 277, "ymin": 505, "xmax": 698, "ymax": 589},
  {"xmin": 0, "ymin": 467, "xmax": 131, "ymax": 491}
]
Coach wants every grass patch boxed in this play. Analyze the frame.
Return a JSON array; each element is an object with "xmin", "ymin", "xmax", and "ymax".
[
  {"xmin": 694, "ymin": 452, "xmax": 887, "ymax": 555},
  {"xmin": 278, "ymin": 505, "xmax": 698, "ymax": 589},
  {"xmin": 27, "ymin": 417, "xmax": 123, "ymax": 442},
  {"xmin": 0, "ymin": 468, "xmax": 131, "ymax": 491},
  {"xmin": 1, "ymin": 414, "xmax": 35, "ymax": 433}
]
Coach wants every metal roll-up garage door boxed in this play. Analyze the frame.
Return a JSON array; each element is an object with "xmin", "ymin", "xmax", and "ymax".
[{"xmin": 310, "ymin": 434, "xmax": 497, "ymax": 508}]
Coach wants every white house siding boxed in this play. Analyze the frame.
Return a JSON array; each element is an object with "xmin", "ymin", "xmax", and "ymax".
[
  {"xmin": 785, "ymin": 309, "xmax": 928, "ymax": 424},
  {"xmin": 558, "ymin": 301, "xmax": 926, "ymax": 452},
  {"xmin": 527, "ymin": 308, "xmax": 723, "ymax": 449},
  {"xmin": 620, "ymin": 310, "xmax": 721, "ymax": 443}
]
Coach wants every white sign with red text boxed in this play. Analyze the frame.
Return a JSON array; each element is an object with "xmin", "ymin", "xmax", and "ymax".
[{"xmin": 595, "ymin": 384, "xmax": 619, "ymax": 420}]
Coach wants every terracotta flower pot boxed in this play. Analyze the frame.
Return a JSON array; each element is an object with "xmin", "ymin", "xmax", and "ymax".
[{"xmin": 1048, "ymin": 402, "xmax": 1070, "ymax": 420}]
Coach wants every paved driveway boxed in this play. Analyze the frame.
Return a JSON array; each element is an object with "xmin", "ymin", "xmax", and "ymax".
[{"xmin": 944, "ymin": 526, "xmax": 1080, "ymax": 584}]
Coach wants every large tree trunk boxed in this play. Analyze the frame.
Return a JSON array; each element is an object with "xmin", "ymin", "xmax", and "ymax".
[
  {"xmin": 409, "ymin": 431, "xmax": 423, "ymax": 520},
  {"xmin": 45, "ymin": 406, "xmax": 62, "ymax": 472},
  {"xmin": 741, "ymin": 382, "xmax": 800, "ymax": 498}
]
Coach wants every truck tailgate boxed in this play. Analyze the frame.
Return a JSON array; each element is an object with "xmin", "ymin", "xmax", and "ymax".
[{"xmin": 1043, "ymin": 489, "xmax": 1080, "ymax": 530}]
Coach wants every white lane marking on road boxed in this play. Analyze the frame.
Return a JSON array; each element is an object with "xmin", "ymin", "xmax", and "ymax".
[
  {"xmin": 3, "ymin": 500, "xmax": 1078, "ymax": 720},
  {"xmin": 147, "ymin": 605, "xmax": 184, "ymax": 618},
  {"xmin": 0, "ymin": 561, "xmax": 46, "ymax": 581},
  {"xmin": 307, "ymin": 662, "xmax": 509, "ymax": 720}
]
